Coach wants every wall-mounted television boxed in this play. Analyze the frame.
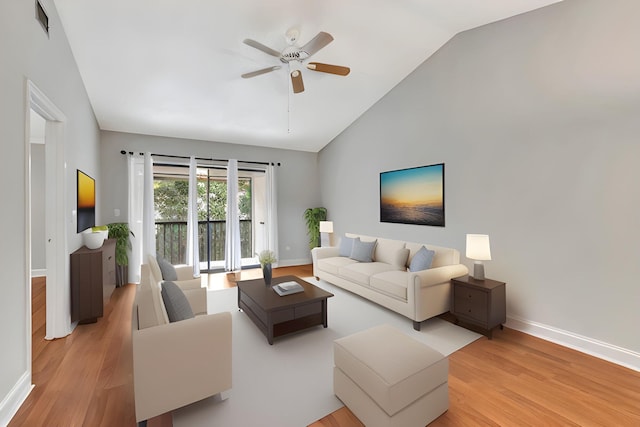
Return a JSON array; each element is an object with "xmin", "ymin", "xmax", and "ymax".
[
  {"xmin": 77, "ymin": 169, "xmax": 96, "ymax": 233},
  {"xmin": 380, "ymin": 163, "xmax": 445, "ymax": 227}
]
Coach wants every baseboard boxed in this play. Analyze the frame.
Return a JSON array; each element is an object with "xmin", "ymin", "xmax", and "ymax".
[
  {"xmin": 31, "ymin": 269, "xmax": 46, "ymax": 278},
  {"xmin": 506, "ymin": 316, "xmax": 640, "ymax": 372},
  {"xmin": 0, "ymin": 371, "xmax": 34, "ymax": 426},
  {"xmin": 276, "ymin": 258, "xmax": 311, "ymax": 268}
]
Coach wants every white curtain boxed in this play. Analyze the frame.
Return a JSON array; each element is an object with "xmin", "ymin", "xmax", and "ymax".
[
  {"xmin": 265, "ymin": 164, "xmax": 279, "ymax": 266},
  {"xmin": 186, "ymin": 156, "xmax": 200, "ymax": 276},
  {"xmin": 142, "ymin": 152, "xmax": 156, "ymax": 259},
  {"xmin": 225, "ymin": 159, "xmax": 241, "ymax": 271},
  {"xmin": 127, "ymin": 153, "xmax": 145, "ymax": 283}
]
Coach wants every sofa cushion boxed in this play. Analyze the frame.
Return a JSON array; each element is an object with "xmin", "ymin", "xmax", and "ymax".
[
  {"xmin": 373, "ymin": 238, "xmax": 405, "ymax": 265},
  {"xmin": 161, "ymin": 281, "xmax": 195, "ymax": 322},
  {"xmin": 409, "ymin": 246, "xmax": 435, "ymax": 272},
  {"xmin": 318, "ymin": 256, "xmax": 359, "ymax": 276},
  {"xmin": 350, "ymin": 238, "xmax": 377, "ymax": 262},
  {"xmin": 370, "ymin": 270, "xmax": 409, "ymax": 300},
  {"xmin": 340, "ymin": 262, "xmax": 397, "ymax": 286},
  {"xmin": 339, "ymin": 235, "xmax": 356, "ymax": 257},
  {"xmin": 157, "ymin": 254, "xmax": 178, "ymax": 281}
]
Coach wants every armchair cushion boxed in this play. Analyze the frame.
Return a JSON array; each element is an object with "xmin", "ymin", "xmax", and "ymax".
[{"xmin": 161, "ymin": 281, "xmax": 195, "ymax": 322}]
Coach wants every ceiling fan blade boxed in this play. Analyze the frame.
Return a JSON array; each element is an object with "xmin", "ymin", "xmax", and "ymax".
[
  {"xmin": 300, "ymin": 31, "xmax": 334, "ymax": 57},
  {"xmin": 306, "ymin": 62, "xmax": 350, "ymax": 76},
  {"xmin": 241, "ymin": 66, "xmax": 281, "ymax": 79},
  {"xmin": 243, "ymin": 38, "xmax": 281, "ymax": 58},
  {"xmin": 290, "ymin": 70, "xmax": 305, "ymax": 93}
]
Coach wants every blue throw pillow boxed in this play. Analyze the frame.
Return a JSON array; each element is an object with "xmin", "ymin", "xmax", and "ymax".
[
  {"xmin": 350, "ymin": 238, "xmax": 377, "ymax": 263},
  {"xmin": 409, "ymin": 246, "xmax": 435, "ymax": 272},
  {"xmin": 339, "ymin": 236, "xmax": 356, "ymax": 257},
  {"xmin": 161, "ymin": 281, "xmax": 194, "ymax": 322}
]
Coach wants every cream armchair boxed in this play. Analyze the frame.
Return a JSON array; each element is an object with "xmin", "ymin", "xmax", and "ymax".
[{"xmin": 132, "ymin": 263, "xmax": 232, "ymax": 426}]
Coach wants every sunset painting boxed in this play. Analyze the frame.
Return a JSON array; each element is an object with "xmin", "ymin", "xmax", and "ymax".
[
  {"xmin": 77, "ymin": 169, "xmax": 96, "ymax": 233},
  {"xmin": 380, "ymin": 163, "xmax": 444, "ymax": 226}
]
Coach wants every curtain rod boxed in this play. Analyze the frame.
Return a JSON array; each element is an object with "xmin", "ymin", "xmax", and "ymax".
[{"xmin": 120, "ymin": 150, "xmax": 281, "ymax": 166}]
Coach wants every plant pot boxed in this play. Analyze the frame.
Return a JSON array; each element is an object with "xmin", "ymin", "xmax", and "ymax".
[
  {"xmin": 82, "ymin": 229, "xmax": 107, "ymax": 249},
  {"xmin": 262, "ymin": 264, "xmax": 272, "ymax": 286}
]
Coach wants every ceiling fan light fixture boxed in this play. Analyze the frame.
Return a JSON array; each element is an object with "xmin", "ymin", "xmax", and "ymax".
[{"xmin": 285, "ymin": 27, "xmax": 300, "ymax": 45}]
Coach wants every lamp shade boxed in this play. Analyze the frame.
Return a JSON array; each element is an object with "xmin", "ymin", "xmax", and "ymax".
[
  {"xmin": 319, "ymin": 221, "xmax": 334, "ymax": 233},
  {"xmin": 466, "ymin": 234, "xmax": 491, "ymax": 261}
]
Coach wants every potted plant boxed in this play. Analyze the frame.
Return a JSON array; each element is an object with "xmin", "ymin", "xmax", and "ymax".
[
  {"xmin": 303, "ymin": 207, "xmax": 327, "ymax": 249},
  {"xmin": 108, "ymin": 222, "xmax": 134, "ymax": 287},
  {"xmin": 257, "ymin": 249, "xmax": 277, "ymax": 286}
]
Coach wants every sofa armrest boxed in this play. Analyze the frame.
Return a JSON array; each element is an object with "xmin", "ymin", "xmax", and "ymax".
[
  {"xmin": 409, "ymin": 264, "xmax": 469, "ymax": 288},
  {"xmin": 175, "ymin": 265, "xmax": 196, "ymax": 281},
  {"xmin": 174, "ymin": 277, "xmax": 202, "ymax": 290},
  {"xmin": 182, "ymin": 287, "xmax": 207, "ymax": 315},
  {"xmin": 311, "ymin": 246, "xmax": 340, "ymax": 277},
  {"xmin": 133, "ymin": 311, "xmax": 232, "ymax": 422},
  {"xmin": 312, "ymin": 246, "xmax": 339, "ymax": 261}
]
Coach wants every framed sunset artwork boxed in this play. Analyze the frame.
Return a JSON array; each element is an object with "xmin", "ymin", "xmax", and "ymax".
[{"xmin": 380, "ymin": 163, "xmax": 445, "ymax": 227}]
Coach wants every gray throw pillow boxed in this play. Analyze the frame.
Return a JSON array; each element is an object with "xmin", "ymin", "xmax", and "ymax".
[
  {"xmin": 161, "ymin": 281, "xmax": 194, "ymax": 322},
  {"xmin": 339, "ymin": 236, "xmax": 356, "ymax": 257},
  {"xmin": 157, "ymin": 254, "xmax": 178, "ymax": 281},
  {"xmin": 409, "ymin": 246, "xmax": 435, "ymax": 272},
  {"xmin": 350, "ymin": 238, "xmax": 377, "ymax": 263}
]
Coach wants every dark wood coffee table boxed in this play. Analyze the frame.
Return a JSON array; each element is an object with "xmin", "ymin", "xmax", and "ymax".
[{"xmin": 237, "ymin": 275, "xmax": 334, "ymax": 344}]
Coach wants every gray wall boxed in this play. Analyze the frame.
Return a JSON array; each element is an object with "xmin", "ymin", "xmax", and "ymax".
[
  {"xmin": 100, "ymin": 131, "xmax": 321, "ymax": 266},
  {"xmin": 30, "ymin": 143, "xmax": 46, "ymax": 271},
  {"xmin": 0, "ymin": 0, "xmax": 101, "ymax": 417},
  {"xmin": 319, "ymin": 0, "xmax": 640, "ymax": 359}
]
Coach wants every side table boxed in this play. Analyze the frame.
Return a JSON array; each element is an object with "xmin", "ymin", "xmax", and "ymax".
[{"xmin": 451, "ymin": 275, "xmax": 506, "ymax": 339}]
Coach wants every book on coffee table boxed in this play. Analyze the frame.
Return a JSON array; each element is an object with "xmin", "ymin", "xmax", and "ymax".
[{"xmin": 273, "ymin": 281, "xmax": 304, "ymax": 296}]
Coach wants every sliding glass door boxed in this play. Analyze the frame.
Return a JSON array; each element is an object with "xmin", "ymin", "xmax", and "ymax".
[{"xmin": 154, "ymin": 165, "xmax": 260, "ymax": 272}]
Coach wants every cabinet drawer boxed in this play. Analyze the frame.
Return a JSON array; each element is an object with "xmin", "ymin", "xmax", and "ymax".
[{"xmin": 454, "ymin": 287, "xmax": 488, "ymax": 323}]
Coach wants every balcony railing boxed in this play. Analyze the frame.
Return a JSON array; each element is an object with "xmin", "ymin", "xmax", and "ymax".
[{"xmin": 156, "ymin": 220, "xmax": 253, "ymax": 269}]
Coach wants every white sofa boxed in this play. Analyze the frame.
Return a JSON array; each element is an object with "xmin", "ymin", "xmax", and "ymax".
[
  {"xmin": 312, "ymin": 233, "xmax": 468, "ymax": 330},
  {"xmin": 132, "ymin": 262, "xmax": 232, "ymax": 426}
]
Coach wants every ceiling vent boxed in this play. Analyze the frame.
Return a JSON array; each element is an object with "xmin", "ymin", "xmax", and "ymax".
[{"xmin": 36, "ymin": 0, "xmax": 49, "ymax": 36}]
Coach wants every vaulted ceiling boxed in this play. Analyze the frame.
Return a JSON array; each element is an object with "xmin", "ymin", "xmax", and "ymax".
[{"xmin": 53, "ymin": 0, "xmax": 561, "ymax": 152}]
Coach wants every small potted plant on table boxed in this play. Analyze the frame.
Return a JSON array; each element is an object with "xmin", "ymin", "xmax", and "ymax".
[{"xmin": 258, "ymin": 250, "xmax": 277, "ymax": 286}]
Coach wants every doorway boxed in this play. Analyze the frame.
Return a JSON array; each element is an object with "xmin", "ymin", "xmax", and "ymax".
[{"xmin": 26, "ymin": 80, "xmax": 69, "ymax": 349}]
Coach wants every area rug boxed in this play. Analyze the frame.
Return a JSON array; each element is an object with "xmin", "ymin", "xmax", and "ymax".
[{"xmin": 173, "ymin": 277, "xmax": 481, "ymax": 427}]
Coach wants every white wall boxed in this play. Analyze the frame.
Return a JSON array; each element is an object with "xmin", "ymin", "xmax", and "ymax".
[
  {"xmin": 0, "ymin": 0, "xmax": 100, "ymax": 421},
  {"xmin": 319, "ymin": 0, "xmax": 640, "ymax": 368},
  {"xmin": 99, "ymin": 131, "xmax": 321, "ymax": 266}
]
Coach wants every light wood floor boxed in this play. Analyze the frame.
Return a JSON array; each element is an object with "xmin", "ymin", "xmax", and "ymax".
[{"xmin": 13, "ymin": 267, "xmax": 640, "ymax": 426}]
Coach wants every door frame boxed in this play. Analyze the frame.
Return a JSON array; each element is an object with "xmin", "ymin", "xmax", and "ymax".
[{"xmin": 25, "ymin": 79, "xmax": 70, "ymax": 345}]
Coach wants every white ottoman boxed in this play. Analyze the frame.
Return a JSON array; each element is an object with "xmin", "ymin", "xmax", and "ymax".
[{"xmin": 333, "ymin": 324, "xmax": 448, "ymax": 427}]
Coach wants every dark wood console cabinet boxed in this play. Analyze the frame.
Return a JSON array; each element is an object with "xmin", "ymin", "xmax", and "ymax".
[
  {"xmin": 451, "ymin": 275, "xmax": 506, "ymax": 339},
  {"xmin": 70, "ymin": 239, "xmax": 116, "ymax": 324}
]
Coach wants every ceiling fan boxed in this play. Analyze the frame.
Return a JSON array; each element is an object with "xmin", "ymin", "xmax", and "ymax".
[{"xmin": 241, "ymin": 28, "xmax": 350, "ymax": 94}]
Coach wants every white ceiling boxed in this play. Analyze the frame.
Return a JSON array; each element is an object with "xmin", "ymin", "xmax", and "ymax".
[{"xmin": 53, "ymin": 0, "xmax": 561, "ymax": 152}]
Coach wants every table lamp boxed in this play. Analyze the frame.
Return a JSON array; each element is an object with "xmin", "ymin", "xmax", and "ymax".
[
  {"xmin": 466, "ymin": 234, "xmax": 491, "ymax": 280},
  {"xmin": 319, "ymin": 221, "xmax": 334, "ymax": 247}
]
